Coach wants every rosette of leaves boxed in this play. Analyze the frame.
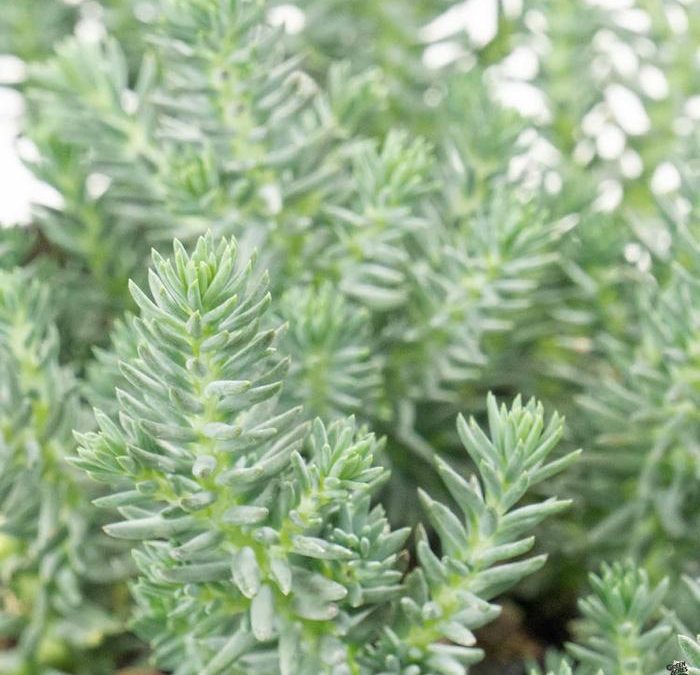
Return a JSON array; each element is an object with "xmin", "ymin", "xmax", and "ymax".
[
  {"xmin": 565, "ymin": 561, "xmax": 674, "ymax": 675},
  {"xmin": 74, "ymin": 234, "xmax": 401, "ymax": 672},
  {"xmin": 276, "ymin": 283, "xmax": 385, "ymax": 421},
  {"xmin": 389, "ymin": 188, "xmax": 563, "ymax": 406},
  {"xmin": 360, "ymin": 393, "xmax": 579, "ymax": 674}
]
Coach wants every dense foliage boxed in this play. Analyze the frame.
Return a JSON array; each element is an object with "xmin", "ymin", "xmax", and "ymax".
[{"xmin": 1, "ymin": 0, "xmax": 700, "ymax": 673}]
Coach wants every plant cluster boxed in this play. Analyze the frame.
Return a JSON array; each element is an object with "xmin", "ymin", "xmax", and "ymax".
[{"xmin": 1, "ymin": 0, "xmax": 700, "ymax": 673}]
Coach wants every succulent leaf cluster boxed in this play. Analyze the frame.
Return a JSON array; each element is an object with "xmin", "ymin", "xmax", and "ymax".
[{"xmin": 3, "ymin": 0, "xmax": 700, "ymax": 672}]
